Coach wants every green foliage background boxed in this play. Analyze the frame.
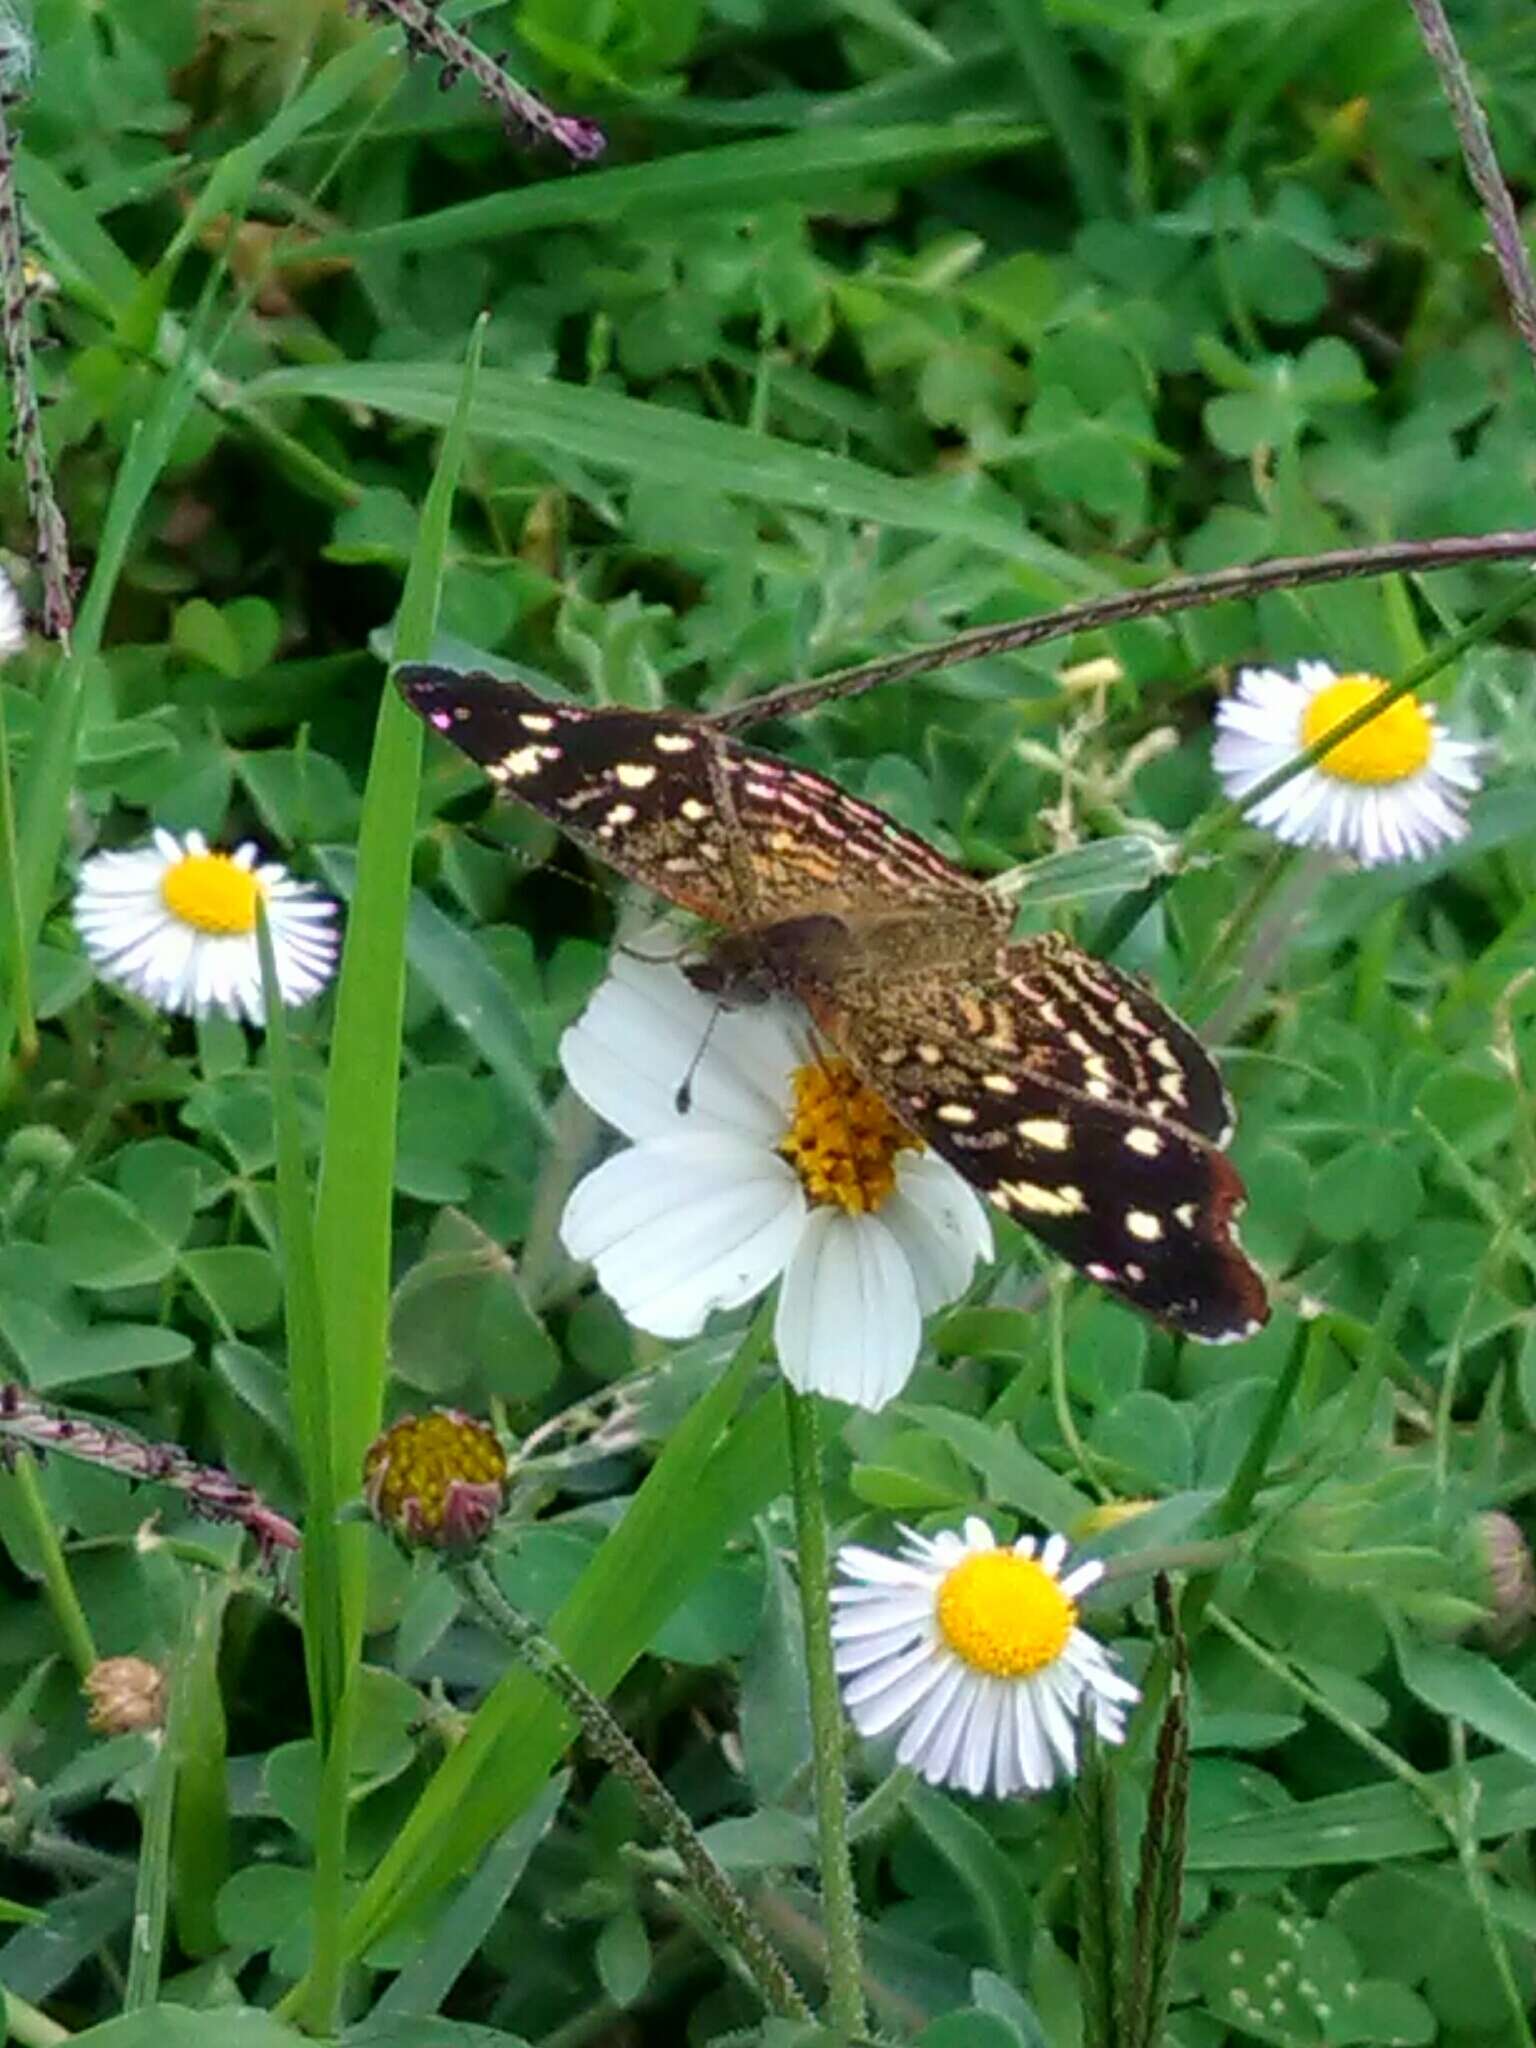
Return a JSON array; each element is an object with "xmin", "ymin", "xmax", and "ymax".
[{"xmin": 2, "ymin": 0, "xmax": 1536, "ymax": 2042}]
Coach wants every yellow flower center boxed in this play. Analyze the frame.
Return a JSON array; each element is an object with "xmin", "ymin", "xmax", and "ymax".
[
  {"xmin": 779, "ymin": 1057, "xmax": 919, "ymax": 1214},
  {"xmin": 936, "ymin": 1550, "xmax": 1076, "ymax": 1677},
  {"xmin": 160, "ymin": 851, "xmax": 264, "ymax": 935},
  {"xmin": 1299, "ymin": 675, "xmax": 1433, "ymax": 785}
]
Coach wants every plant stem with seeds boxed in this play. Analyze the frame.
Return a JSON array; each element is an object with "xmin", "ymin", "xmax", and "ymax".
[
  {"xmin": 0, "ymin": 90, "xmax": 72, "ymax": 643},
  {"xmin": 714, "ymin": 532, "xmax": 1536, "ymax": 734},
  {"xmin": 460, "ymin": 1557, "xmax": 810, "ymax": 2023},
  {"xmin": 783, "ymin": 1384, "xmax": 866, "ymax": 2037}
]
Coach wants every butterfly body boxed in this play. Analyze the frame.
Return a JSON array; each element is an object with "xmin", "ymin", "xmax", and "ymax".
[{"xmin": 398, "ymin": 663, "xmax": 1268, "ymax": 1342}]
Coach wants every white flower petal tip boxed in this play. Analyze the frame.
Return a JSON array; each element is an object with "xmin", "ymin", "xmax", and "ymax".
[
  {"xmin": 0, "ymin": 567, "xmax": 26, "ymax": 659},
  {"xmin": 558, "ymin": 957, "xmax": 990, "ymax": 1411},
  {"xmin": 832, "ymin": 1519, "xmax": 1137, "ymax": 1799},
  {"xmin": 1212, "ymin": 660, "xmax": 1483, "ymax": 869},
  {"xmin": 72, "ymin": 831, "xmax": 339, "ymax": 1025}
]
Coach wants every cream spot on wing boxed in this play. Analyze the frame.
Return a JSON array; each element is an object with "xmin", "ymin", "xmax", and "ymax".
[
  {"xmin": 653, "ymin": 732, "xmax": 695, "ymax": 753},
  {"xmin": 1158, "ymin": 1072, "xmax": 1188, "ymax": 1103},
  {"xmin": 615, "ymin": 762, "xmax": 658, "ymax": 790},
  {"xmin": 1174, "ymin": 1202, "xmax": 1198, "ymax": 1229},
  {"xmin": 601, "ymin": 802, "xmax": 637, "ymax": 829},
  {"xmin": 982, "ymin": 1074, "xmax": 1018, "ymax": 1096},
  {"xmin": 1126, "ymin": 1210, "xmax": 1163, "ymax": 1242},
  {"xmin": 499, "ymin": 745, "xmax": 546, "ymax": 778},
  {"xmin": 915, "ymin": 1044, "xmax": 944, "ymax": 1066},
  {"xmin": 680, "ymin": 797, "xmax": 711, "ymax": 822},
  {"xmin": 1124, "ymin": 1128, "xmax": 1163, "ymax": 1157},
  {"xmin": 1085, "ymin": 1078, "xmax": 1113, "ymax": 1100},
  {"xmin": 1015, "ymin": 1118, "xmax": 1071, "ymax": 1150},
  {"xmin": 937, "ymin": 1103, "xmax": 977, "ymax": 1125},
  {"xmin": 1000, "ymin": 1181, "xmax": 1086, "ymax": 1217},
  {"xmin": 518, "ymin": 712, "xmax": 556, "ymax": 733}
]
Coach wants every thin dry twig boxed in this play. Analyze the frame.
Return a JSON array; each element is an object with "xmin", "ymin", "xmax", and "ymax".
[
  {"xmin": 1405, "ymin": 0, "xmax": 1536, "ymax": 386},
  {"xmin": 712, "ymin": 529, "xmax": 1536, "ymax": 730},
  {"xmin": 351, "ymin": 0, "xmax": 605, "ymax": 162}
]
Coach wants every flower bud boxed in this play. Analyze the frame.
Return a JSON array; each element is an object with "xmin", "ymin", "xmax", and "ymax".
[{"xmin": 363, "ymin": 1410, "xmax": 508, "ymax": 1551}]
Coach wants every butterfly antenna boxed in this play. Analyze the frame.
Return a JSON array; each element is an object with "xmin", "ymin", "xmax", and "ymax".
[{"xmin": 675, "ymin": 1002, "xmax": 724, "ymax": 1115}]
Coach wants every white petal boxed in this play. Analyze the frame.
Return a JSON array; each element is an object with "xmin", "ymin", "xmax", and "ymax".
[
  {"xmin": 889, "ymin": 1658, "xmax": 970, "ymax": 1780},
  {"xmin": 560, "ymin": 955, "xmax": 801, "ymax": 1146},
  {"xmin": 561, "ymin": 1133, "xmax": 804, "ymax": 1338},
  {"xmin": 775, "ymin": 1208, "xmax": 921, "ymax": 1411},
  {"xmin": 834, "ymin": 1542, "xmax": 933, "ymax": 1590},
  {"xmin": 878, "ymin": 1153, "xmax": 992, "ymax": 1314}
]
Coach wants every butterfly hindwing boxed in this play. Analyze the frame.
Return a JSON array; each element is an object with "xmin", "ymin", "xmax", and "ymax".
[{"xmin": 769, "ymin": 925, "xmax": 1266, "ymax": 1341}]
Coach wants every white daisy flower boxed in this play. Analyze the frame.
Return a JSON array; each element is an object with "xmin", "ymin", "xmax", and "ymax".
[
  {"xmin": 558, "ymin": 953, "xmax": 992, "ymax": 1412},
  {"xmin": 73, "ymin": 828, "xmax": 338, "ymax": 1024},
  {"xmin": 832, "ymin": 1516, "xmax": 1137, "ymax": 1798},
  {"xmin": 1212, "ymin": 659, "xmax": 1482, "ymax": 868}
]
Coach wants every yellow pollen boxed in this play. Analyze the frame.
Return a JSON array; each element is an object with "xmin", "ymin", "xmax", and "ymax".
[
  {"xmin": 1299, "ymin": 675, "xmax": 1433, "ymax": 785},
  {"xmin": 936, "ymin": 1550, "xmax": 1076, "ymax": 1678},
  {"xmin": 778, "ymin": 1058, "xmax": 918, "ymax": 1215},
  {"xmin": 161, "ymin": 851, "xmax": 263, "ymax": 935}
]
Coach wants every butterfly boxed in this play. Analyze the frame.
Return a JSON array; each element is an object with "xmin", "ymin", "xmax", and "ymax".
[{"xmin": 397, "ymin": 663, "xmax": 1268, "ymax": 1343}]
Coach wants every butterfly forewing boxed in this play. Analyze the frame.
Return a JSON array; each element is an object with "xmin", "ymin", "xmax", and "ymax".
[{"xmin": 397, "ymin": 664, "xmax": 982, "ymax": 928}]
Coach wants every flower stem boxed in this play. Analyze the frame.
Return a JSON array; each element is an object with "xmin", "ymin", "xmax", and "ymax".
[
  {"xmin": 782, "ymin": 1385, "xmax": 866, "ymax": 2036},
  {"xmin": 460, "ymin": 1557, "xmax": 809, "ymax": 2023},
  {"xmin": 4, "ymin": 1450, "xmax": 96, "ymax": 1676}
]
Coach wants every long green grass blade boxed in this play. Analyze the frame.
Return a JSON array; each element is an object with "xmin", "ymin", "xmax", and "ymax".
[
  {"xmin": 255, "ymin": 909, "xmax": 342, "ymax": 1740},
  {"xmin": 988, "ymin": 0, "xmax": 1121, "ymax": 219},
  {"xmin": 247, "ymin": 363, "xmax": 1099, "ymax": 583},
  {"xmin": 308, "ymin": 125, "xmax": 1039, "ymax": 258},
  {"xmin": 311, "ymin": 320, "xmax": 486, "ymax": 1630}
]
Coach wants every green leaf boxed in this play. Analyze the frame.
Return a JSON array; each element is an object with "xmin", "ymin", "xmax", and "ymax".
[
  {"xmin": 390, "ymin": 1210, "xmax": 561, "ymax": 1403},
  {"xmin": 69, "ymin": 2013, "xmax": 309, "ymax": 2048},
  {"xmin": 594, "ymin": 1908, "xmax": 652, "ymax": 2008},
  {"xmin": 45, "ymin": 1183, "xmax": 180, "ymax": 1289},
  {"xmin": 180, "ymin": 1247, "xmax": 282, "ymax": 1332},
  {"xmin": 1394, "ymin": 1633, "xmax": 1536, "ymax": 1770},
  {"xmin": 907, "ymin": 1780, "xmax": 1034, "ymax": 1984},
  {"xmin": 1188, "ymin": 1753, "xmax": 1536, "ymax": 1870}
]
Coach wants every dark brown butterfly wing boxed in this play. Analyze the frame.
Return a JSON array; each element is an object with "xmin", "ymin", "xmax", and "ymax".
[
  {"xmin": 396, "ymin": 664, "xmax": 983, "ymax": 928},
  {"xmin": 772, "ymin": 925, "xmax": 1266, "ymax": 1341}
]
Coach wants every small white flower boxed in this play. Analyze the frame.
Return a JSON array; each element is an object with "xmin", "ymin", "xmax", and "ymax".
[
  {"xmin": 833, "ymin": 1515, "xmax": 1137, "ymax": 1798},
  {"xmin": 73, "ymin": 828, "xmax": 338, "ymax": 1024},
  {"xmin": 558, "ymin": 953, "xmax": 992, "ymax": 1412},
  {"xmin": 1212, "ymin": 659, "xmax": 1482, "ymax": 867},
  {"xmin": 0, "ymin": 566, "xmax": 26, "ymax": 659}
]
